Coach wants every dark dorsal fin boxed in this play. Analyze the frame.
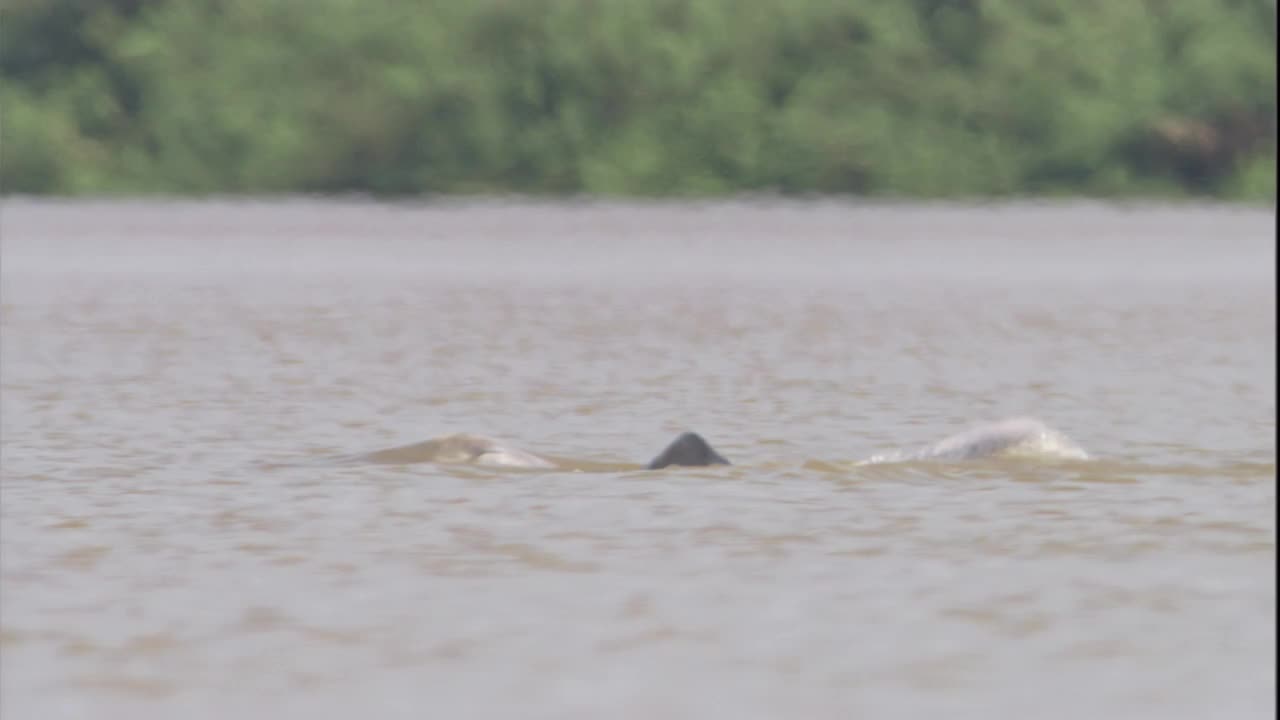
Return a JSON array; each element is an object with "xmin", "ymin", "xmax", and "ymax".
[{"xmin": 646, "ymin": 432, "xmax": 731, "ymax": 470}]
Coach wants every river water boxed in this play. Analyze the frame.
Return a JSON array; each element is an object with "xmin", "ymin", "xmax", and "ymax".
[{"xmin": 1, "ymin": 200, "xmax": 1274, "ymax": 719}]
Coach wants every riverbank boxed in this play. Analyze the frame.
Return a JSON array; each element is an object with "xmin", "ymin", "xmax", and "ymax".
[{"xmin": 2, "ymin": 0, "xmax": 1274, "ymax": 199}]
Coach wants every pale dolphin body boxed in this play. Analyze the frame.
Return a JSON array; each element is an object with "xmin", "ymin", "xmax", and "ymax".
[
  {"xmin": 421, "ymin": 433, "xmax": 558, "ymax": 468},
  {"xmin": 860, "ymin": 417, "xmax": 1089, "ymax": 465},
  {"xmin": 353, "ymin": 431, "xmax": 731, "ymax": 470}
]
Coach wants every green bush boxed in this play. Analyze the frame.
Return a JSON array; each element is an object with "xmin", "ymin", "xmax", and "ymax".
[{"xmin": 2, "ymin": 0, "xmax": 1274, "ymax": 198}]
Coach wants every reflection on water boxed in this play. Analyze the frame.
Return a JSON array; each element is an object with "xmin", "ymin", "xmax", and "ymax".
[{"xmin": 0, "ymin": 201, "xmax": 1275, "ymax": 720}]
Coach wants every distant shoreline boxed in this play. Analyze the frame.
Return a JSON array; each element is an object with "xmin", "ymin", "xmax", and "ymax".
[{"xmin": 3, "ymin": 2, "xmax": 1275, "ymax": 200}]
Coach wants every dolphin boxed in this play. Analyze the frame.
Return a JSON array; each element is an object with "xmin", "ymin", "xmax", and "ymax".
[
  {"xmin": 308, "ymin": 417, "xmax": 1085, "ymax": 473},
  {"xmin": 646, "ymin": 431, "xmax": 731, "ymax": 469},
  {"xmin": 396, "ymin": 433, "xmax": 556, "ymax": 469},
  {"xmin": 858, "ymin": 417, "xmax": 1089, "ymax": 465},
  {"xmin": 348, "ymin": 431, "xmax": 732, "ymax": 471}
]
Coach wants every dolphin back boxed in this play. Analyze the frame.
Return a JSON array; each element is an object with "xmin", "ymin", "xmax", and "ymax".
[
  {"xmin": 917, "ymin": 417, "xmax": 1088, "ymax": 461},
  {"xmin": 646, "ymin": 432, "xmax": 731, "ymax": 470}
]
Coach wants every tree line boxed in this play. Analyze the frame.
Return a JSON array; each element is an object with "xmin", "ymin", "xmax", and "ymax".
[{"xmin": 2, "ymin": 0, "xmax": 1274, "ymax": 199}]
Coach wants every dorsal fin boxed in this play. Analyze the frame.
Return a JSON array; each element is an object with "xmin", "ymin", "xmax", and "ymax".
[{"xmin": 646, "ymin": 432, "xmax": 731, "ymax": 470}]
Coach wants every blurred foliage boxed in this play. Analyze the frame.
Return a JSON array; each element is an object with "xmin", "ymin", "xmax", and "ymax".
[{"xmin": 1, "ymin": 0, "xmax": 1274, "ymax": 199}]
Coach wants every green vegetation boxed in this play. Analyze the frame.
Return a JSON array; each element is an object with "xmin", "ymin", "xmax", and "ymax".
[{"xmin": 2, "ymin": 0, "xmax": 1275, "ymax": 199}]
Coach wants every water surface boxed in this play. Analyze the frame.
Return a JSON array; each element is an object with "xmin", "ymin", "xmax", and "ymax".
[{"xmin": 1, "ymin": 200, "xmax": 1274, "ymax": 719}]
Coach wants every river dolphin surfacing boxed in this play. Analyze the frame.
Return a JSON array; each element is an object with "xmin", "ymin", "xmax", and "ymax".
[
  {"xmin": 858, "ymin": 417, "xmax": 1088, "ymax": 465},
  {"xmin": 646, "ymin": 432, "xmax": 731, "ymax": 470},
  {"xmin": 332, "ymin": 417, "xmax": 1083, "ymax": 472},
  {"xmin": 352, "ymin": 431, "xmax": 731, "ymax": 470},
  {"xmin": 424, "ymin": 433, "xmax": 558, "ymax": 468},
  {"xmin": 913, "ymin": 417, "xmax": 1088, "ymax": 461}
]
